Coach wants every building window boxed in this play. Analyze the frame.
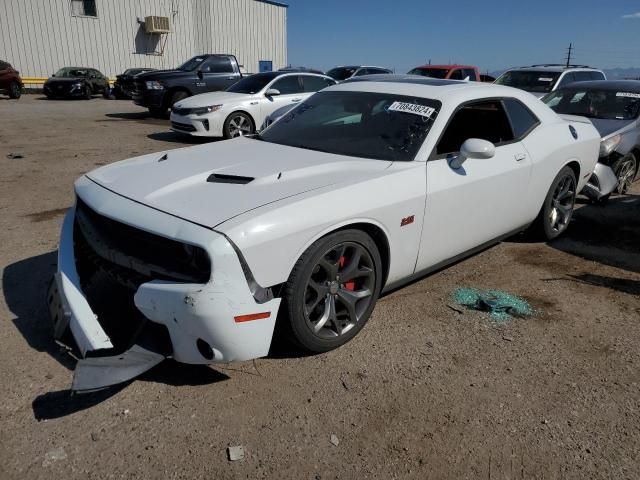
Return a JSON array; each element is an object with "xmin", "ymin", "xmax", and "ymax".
[{"xmin": 71, "ymin": 0, "xmax": 97, "ymax": 17}]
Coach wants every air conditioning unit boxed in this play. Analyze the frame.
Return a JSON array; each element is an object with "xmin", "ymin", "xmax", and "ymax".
[{"xmin": 144, "ymin": 16, "xmax": 170, "ymax": 34}]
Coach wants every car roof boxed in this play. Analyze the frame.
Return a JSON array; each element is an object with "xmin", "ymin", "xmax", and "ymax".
[
  {"xmin": 558, "ymin": 79, "xmax": 640, "ymax": 93},
  {"xmin": 508, "ymin": 64, "xmax": 602, "ymax": 73},
  {"xmin": 412, "ymin": 64, "xmax": 477, "ymax": 70},
  {"xmin": 327, "ymin": 75, "xmax": 560, "ymax": 123},
  {"xmin": 329, "ymin": 65, "xmax": 390, "ymax": 70}
]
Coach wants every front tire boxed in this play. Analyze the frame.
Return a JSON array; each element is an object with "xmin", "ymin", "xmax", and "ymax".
[
  {"xmin": 8, "ymin": 81, "xmax": 21, "ymax": 99},
  {"xmin": 223, "ymin": 112, "xmax": 255, "ymax": 139},
  {"xmin": 612, "ymin": 153, "xmax": 637, "ymax": 194},
  {"xmin": 282, "ymin": 230, "xmax": 382, "ymax": 353},
  {"xmin": 148, "ymin": 106, "xmax": 167, "ymax": 118},
  {"xmin": 530, "ymin": 166, "xmax": 577, "ymax": 240},
  {"xmin": 84, "ymin": 85, "xmax": 92, "ymax": 100}
]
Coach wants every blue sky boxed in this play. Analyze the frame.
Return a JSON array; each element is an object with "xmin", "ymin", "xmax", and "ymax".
[{"xmin": 285, "ymin": 0, "xmax": 640, "ymax": 73}]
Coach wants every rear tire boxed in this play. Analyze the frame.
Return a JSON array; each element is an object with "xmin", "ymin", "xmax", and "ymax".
[
  {"xmin": 282, "ymin": 230, "xmax": 382, "ymax": 353},
  {"xmin": 529, "ymin": 166, "xmax": 577, "ymax": 240},
  {"xmin": 8, "ymin": 81, "xmax": 21, "ymax": 99}
]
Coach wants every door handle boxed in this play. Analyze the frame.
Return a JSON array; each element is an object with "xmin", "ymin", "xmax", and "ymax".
[
  {"xmin": 226, "ymin": 76, "xmax": 236, "ymax": 80},
  {"xmin": 514, "ymin": 153, "xmax": 527, "ymax": 161},
  {"xmin": 291, "ymin": 98, "xmax": 302, "ymax": 103}
]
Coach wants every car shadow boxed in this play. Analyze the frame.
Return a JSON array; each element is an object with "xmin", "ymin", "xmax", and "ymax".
[
  {"xmin": 147, "ymin": 131, "xmax": 218, "ymax": 144},
  {"xmin": 548, "ymin": 193, "xmax": 640, "ymax": 274},
  {"xmin": 105, "ymin": 111, "xmax": 162, "ymax": 120},
  {"xmin": 3, "ymin": 251, "xmax": 230, "ymax": 418},
  {"xmin": 541, "ymin": 273, "xmax": 640, "ymax": 296}
]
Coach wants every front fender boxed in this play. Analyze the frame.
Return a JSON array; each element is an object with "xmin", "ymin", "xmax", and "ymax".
[{"xmin": 216, "ymin": 162, "xmax": 427, "ymax": 288}]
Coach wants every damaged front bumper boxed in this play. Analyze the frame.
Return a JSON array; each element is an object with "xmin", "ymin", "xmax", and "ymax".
[
  {"xmin": 582, "ymin": 162, "xmax": 619, "ymax": 201},
  {"xmin": 49, "ymin": 177, "xmax": 281, "ymax": 392}
]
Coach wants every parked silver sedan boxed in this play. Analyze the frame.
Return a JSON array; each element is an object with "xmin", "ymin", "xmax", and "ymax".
[{"xmin": 543, "ymin": 80, "xmax": 640, "ymax": 198}]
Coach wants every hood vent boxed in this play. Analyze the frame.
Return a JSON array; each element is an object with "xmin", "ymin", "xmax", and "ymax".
[{"xmin": 207, "ymin": 173, "xmax": 254, "ymax": 185}]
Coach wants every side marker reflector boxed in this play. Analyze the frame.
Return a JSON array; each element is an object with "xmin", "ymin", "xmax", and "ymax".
[{"xmin": 234, "ymin": 312, "xmax": 271, "ymax": 323}]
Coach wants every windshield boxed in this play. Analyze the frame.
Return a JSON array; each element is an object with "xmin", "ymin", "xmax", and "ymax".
[
  {"xmin": 227, "ymin": 73, "xmax": 280, "ymax": 94},
  {"xmin": 257, "ymin": 91, "xmax": 441, "ymax": 161},
  {"xmin": 54, "ymin": 67, "xmax": 88, "ymax": 78},
  {"xmin": 543, "ymin": 88, "xmax": 640, "ymax": 120},
  {"xmin": 407, "ymin": 68, "xmax": 449, "ymax": 79},
  {"xmin": 495, "ymin": 71, "xmax": 561, "ymax": 93},
  {"xmin": 326, "ymin": 67, "xmax": 358, "ymax": 81},
  {"xmin": 177, "ymin": 56, "xmax": 206, "ymax": 71}
]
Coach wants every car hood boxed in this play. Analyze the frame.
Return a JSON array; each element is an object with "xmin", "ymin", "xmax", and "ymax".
[
  {"xmin": 174, "ymin": 91, "xmax": 251, "ymax": 108},
  {"xmin": 136, "ymin": 69, "xmax": 192, "ymax": 81},
  {"xmin": 85, "ymin": 138, "xmax": 392, "ymax": 228},
  {"xmin": 588, "ymin": 118, "xmax": 635, "ymax": 138},
  {"xmin": 46, "ymin": 77, "xmax": 86, "ymax": 84}
]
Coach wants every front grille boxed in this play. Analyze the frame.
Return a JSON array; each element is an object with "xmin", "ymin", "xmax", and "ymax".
[
  {"xmin": 171, "ymin": 121, "xmax": 196, "ymax": 132},
  {"xmin": 73, "ymin": 198, "xmax": 211, "ymax": 288}
]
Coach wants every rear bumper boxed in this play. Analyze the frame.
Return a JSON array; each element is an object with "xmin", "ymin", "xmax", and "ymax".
[{"xmin": 52, "ymin": 177, "xmax": 281, "ymax": 390}]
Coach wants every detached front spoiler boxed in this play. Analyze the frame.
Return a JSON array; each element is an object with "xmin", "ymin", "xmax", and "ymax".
[
  {"xmin": 47, "ymin": 209, "xmax": 165, "ymax": 392},
  {"xmin": 582, "ymin": 163, "xmax": 619, "ymax": 201}
]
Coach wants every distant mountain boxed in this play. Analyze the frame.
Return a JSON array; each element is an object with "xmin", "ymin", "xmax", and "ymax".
[
  {"xmin": 603, "ymin": 68, "xmax": 640, "ymax": 80},
  {"xmin": 489, "ymin": 67, "xmax": 640, "ymax": 80}
]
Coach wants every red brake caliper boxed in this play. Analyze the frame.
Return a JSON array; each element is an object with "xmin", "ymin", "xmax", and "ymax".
[{"xmin": 339, "ymin": 256, "xmax": 356, "ymax": 291}]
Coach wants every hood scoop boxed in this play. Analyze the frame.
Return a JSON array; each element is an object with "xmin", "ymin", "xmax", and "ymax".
[{"xmin": 207, "ymin": 173, "xmax": 254, "ymax": 185}]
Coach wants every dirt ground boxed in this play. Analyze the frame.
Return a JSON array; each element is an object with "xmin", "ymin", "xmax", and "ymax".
[{"xmin": 1, "ymin": 95, "xmax": 639, "ymax": 480}]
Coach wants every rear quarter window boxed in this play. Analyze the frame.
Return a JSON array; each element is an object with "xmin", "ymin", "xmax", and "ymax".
[{"xmin": 503, "ymin": 98, "xmax": 540, "ymax": 139}]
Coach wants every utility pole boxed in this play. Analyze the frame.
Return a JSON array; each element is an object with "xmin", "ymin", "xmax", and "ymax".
[{"xmin": 565, "ymin": 43, "xmax": 573, "ymax": 67}]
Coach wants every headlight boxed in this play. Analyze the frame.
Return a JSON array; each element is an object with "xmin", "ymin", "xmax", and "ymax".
[
  {"xmin": 599, "ymin": 134, "xmax": 621, "ymax": 157},
  {"xmin": 145, "ymin": 81, "xmax": 164, "ymax": 90},
  {"xmin": 191, "ymin": 105, "xmax": 223, "ymax": 116},
  {"xmin": 73, "ymin": 82, "xmax": 83, "ymax": 87}
]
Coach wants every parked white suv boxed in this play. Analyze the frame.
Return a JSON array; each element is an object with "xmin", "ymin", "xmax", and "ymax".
[{"xmin": 495, "ymin": 64, "xmax": 606, "ymax": 98}]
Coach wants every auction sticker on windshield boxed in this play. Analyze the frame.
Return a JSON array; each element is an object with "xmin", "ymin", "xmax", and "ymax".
[
  {"xmin": 616, "ymin": 92, "xmax": 640, "ymax": 99},
  {"xmin": 388, "ymin": 102, "xmax": 436, "ymax": 118}
]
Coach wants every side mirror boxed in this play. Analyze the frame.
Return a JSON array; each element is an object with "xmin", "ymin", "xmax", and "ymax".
[
  {"xmin": 265, "ymin": 88, "xmax": 281, "ymax": 97},
  {"xmin": 51, "ymin": 74, "xmax": 56, "ymax": 77},
  {"xmin": 450, "ymin": 138, "xmax": 496, "ymax": 169},
  {"xmin": 197, "ymin": 70, "xmax": 204, "ymax": 79}
]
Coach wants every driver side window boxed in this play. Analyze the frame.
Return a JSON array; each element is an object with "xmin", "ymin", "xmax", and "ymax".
[{"xmin": 436, "ymin": 100, "xmax": 514, "ymax": 155}]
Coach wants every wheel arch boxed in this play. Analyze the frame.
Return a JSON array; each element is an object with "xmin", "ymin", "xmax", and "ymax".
[
  {"xmin": 164, "ymin": 86, "xmax": 192, "ymax": 106},
  {"xmin": 226, "ymin": 110, "xmax": 257, "ymax": 131},
  {"xmin": 283, "ymin": 220, "xmax": 392, "ymax": 292},
  {"xmin": 564, "ymin": 160, "xmax": 581, "ymax": 182}
]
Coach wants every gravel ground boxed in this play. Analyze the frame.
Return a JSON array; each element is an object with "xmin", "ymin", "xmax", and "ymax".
[{"xmin": 1, "ymin": 95, "xmax": 639, "ymax": 480}]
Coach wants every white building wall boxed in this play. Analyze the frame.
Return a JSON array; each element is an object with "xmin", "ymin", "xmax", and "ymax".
[{"xmin": 0, "ymin": 0, "xmax": 287, "ymax": 79}]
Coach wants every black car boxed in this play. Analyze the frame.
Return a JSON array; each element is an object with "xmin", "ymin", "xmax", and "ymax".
[
  {"xmin": 44, "ymin": 67, "xmax": 109, "ymax": 99},
  {"xmin": 108, "ymin": 68, "xmax": 157, "ymax": 99},
  {"xmin": 132, "ymin": 54, "xmax": 243, "ymax": 117}
]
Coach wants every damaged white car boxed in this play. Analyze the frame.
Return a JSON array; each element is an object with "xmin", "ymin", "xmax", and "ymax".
[{"xmin": 49, "ymin": 76, "xmax": 600, "ymax": 391}]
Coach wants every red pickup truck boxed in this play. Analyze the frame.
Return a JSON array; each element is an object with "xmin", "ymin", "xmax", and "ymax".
[
  {"xmin": 0, "ymin": 60, "xmax": 22, "ymax": 99},
  {"xmin": 407, "ymin": 64, "xmax": 482, "ymax": 82}
]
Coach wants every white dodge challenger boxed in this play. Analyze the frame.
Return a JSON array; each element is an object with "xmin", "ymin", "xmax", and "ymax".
[{"xmin": 49, "ymin": 76, "xmax": 600, "ymax": 391}]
